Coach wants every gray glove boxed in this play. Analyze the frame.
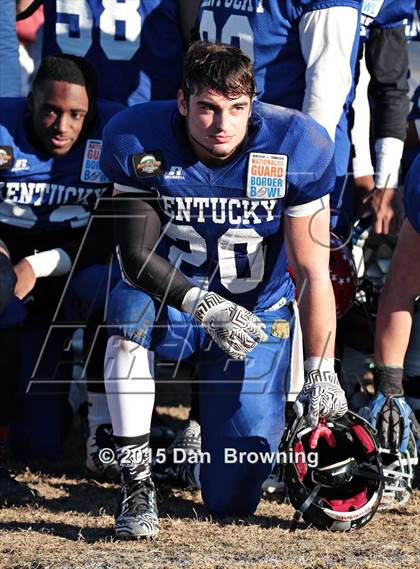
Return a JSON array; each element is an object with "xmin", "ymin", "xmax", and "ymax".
[
  {"xmin": 194, "ymin": 292, "xmax": 267, "ymax": 360},
  {"xmin": 294, "ymin": 368, "xmax": 348, "ymax": 427}
]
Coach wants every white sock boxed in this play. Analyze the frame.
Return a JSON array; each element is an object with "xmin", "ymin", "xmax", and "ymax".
[
  {"xmin": 104, "ymin": 335, "xmax": 155, "ymax": 437},
  {"xmin": 87, "ymin": 392, "xmax": 111, "ymax": 428}
]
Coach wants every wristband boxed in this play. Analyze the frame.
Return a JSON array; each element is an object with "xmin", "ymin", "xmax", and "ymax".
[
  {"xmin": 181, "ymin": 286, "xmax": 208, "ymax": 314},
  {"xmin": 373, "ymin": 365, "xmax": 404, "ymax": 396},
  {"xmin": 304, "ymin": 356, "xmax": 335, "ymax": 374},
  {"xmin": 374, "ymin": 138, "xmax": 403, "ymax": 189},
  {"xmin": 24, "ymin": 248, "xmax": 72, "ymax": 278}
]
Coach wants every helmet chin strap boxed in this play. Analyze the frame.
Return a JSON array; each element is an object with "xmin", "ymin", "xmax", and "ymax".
[{"xmin": 289, "ymin": 483, "xmax": 322, "ymax": 532}]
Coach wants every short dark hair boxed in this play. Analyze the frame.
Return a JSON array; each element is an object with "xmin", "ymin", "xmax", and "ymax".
[
  {"xmin": 31, "ymin": 54, "xmax": 98, "ymax": 109},
  {"xmin": 182, "ymin": 41, "xmax": 256, "ymax": 101}
]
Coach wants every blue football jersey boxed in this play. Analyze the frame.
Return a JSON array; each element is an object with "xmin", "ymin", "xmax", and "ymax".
[
  {"xmin": 0, "ymin": 98, "xmax": 122, "ymax": 231},
  {"xmin": 404, "ymin": 152, "xmax": 420, "ymax": 233},
  {"xmin": 100, "ymin": 100, "xmax": 335, "ymax": 310},
  {"xmin": 198, "ymin": 0, "xmax": 361, "ymax": 110},
  {"xmin": 41, "ymin": 0, "xmax": 185, "ymax": 105}
]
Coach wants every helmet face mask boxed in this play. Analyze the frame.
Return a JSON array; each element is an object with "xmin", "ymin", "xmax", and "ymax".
[
  {"xmin": 285, "ymin": 412, "xmax": 384, "ymax": 531},
  {"xmin": 378, "ymin": 431, "xmax": 419, "ymax": 509}
]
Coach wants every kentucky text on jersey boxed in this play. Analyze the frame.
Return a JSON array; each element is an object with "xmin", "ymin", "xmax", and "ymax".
[
  {"xmin": 1, "ymin": 183, "xmax": 107, "ymax": 206},
  {"xmin": 161, "ymin": 196, "xmax": 277, "ymax": 224},
  {"xmin": 200, "ymin": 0, "xmax": 259, "ymax": 12}
]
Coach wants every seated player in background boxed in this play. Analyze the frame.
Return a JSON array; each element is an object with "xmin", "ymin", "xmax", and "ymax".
[
  {"xmin": 0, "ymin": 54, "xmax": 122, "ymax": 505},
  {"xmin": 100, "ymin": 41, "xmax": 348, "ymax": 539}
]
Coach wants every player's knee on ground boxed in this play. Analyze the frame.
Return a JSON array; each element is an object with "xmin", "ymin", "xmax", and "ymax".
[{"xmin": 200, "ymin": 437, "xmax": 274, "ymax": 516}]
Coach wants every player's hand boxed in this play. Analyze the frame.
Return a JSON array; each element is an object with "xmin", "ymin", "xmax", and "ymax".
[
  {"xmin": 294, "ymin": 369, "xmax": 348, "ymax": 427},
  {"xmin": 363, "ymin": 187, "xmax": 403, "ymax": 235},
  {"xmin": 13, "ymin": 258, "xmax": 37, "ymax": 300},
  {"xmin": 193, "ymin": 292, "xmax": 267, "ymax": 360},
  {"xmin": 369, "ymin": 392, "xmax": 413, "ymax": 454}
]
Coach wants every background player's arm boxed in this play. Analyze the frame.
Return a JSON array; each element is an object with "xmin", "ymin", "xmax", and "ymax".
[
  {"xmin": 284, "ymin": 205, "xmax": 336, "ymax": 358},
  {"xmin": 299, "ymin": 6, "xmax": 359, "ymax": 141},
  {"xmin": 179, "ymin": 0, "xmax": 201, "ymax": 44},
  {"xmin": 374, "ymin": 218, "xmax": 420, "ymax": 366},
  {"xmin": 363, "ymin": 26, "xmax": 409, "ymax": 234}
]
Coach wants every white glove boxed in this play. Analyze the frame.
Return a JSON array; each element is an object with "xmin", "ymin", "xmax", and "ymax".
[
  {"xmin": 190, "ymin": 291, "xmax": 267, "ymax": 360},
  {"xmin": 294, "ymin": 358, "xmax": 348, "ymax": 427}
]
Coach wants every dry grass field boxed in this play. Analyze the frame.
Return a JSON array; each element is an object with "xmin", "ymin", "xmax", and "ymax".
[{"xmin": 1, "ymin": 405, "xmax": 419, "ymax": 569}]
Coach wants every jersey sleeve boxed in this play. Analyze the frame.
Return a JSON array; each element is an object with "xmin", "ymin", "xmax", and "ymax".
[
  {"xmin": 100, "ymin": 108, "xmax": 155, "ymax": 195},
  {"xmin": 404, "ymin": 153, "xmax": 420, "ymax": 234},
  {"xmin": 284, "ymin": 115, "xmax": 336, "ymax": 208}
]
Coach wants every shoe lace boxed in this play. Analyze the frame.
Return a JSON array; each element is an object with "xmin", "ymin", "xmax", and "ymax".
[
  {"xmin": 170, "ymin": 420, "xmax": 201, "ymax": 452},
  {"xmin": 120, "ymin": 481, "xmax": 155, "ymax": 518}
]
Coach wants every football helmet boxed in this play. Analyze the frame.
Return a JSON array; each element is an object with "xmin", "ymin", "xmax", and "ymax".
[
  {"xmin": 330, "ymin": 233, "xmax": 357, "ymax": 319},
  {"xmin": 284, "ymin": 411, "xmax": 384, "ymax": 531}
]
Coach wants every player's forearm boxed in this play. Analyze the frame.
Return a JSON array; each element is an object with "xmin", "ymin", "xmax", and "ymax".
[
  {"xmin": 114, "ymin": 195, "xmax": 192, "ymax": 309},
  {"xmin": 179, "ymin": 0, "xmax": 201, "ymax": 44},
  {"xmin": 295, "ymin": 275, "xmax": 336, "ymax": 358},
  {"xmin": 374, "ymin": 307, "xmax": 413, "ymax": 368},
  {"xmin": 374, "ymin": 220, "xmax": 420, "ymax": 366}
]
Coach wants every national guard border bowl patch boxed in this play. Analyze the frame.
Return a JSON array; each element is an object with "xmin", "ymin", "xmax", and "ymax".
[
  {"xmin": 132, "ymin": 150, "xmax": 164, "ymax": 178},
  {"xmin": 0, "ymin": 146, "xmax": 13, "ymax": 169},
  {"xmin": 81, "ymin": 139, "xmax": 110, "ymax": 183},
  {"xmin": 247, "ymin": 152, "xmax": 287, "ymax": 199},
  {"xmin": 271, "ymin": 320, "xmax": 290, "ymax": 339}
]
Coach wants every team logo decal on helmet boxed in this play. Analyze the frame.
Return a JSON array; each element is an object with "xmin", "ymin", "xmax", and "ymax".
[{"xmin": 284, "ymin": 411, "xmax": 384, "ymax": 531}]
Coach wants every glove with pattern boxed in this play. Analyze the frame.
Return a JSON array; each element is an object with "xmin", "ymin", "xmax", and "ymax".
[
  {"xmin": 294, "ymin": 366, "xmax": 348, "ymax": 427},
  {"xmin": 193, "ymin": 292, "xmax": 267, "ymax": 360}
]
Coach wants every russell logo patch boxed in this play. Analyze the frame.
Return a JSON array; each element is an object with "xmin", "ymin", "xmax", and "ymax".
[
  {"xmin": 247, "ymin": 152, "xmax": 287, "ymax": 199},
  {"xmin": 81, "ymin": 139, "xmax": 110, "ymax": 183},
  {"xmin": 0, "ymin": 146, "xmax": 13, "ymax": 169},
  {"xmin": 133, "ymin": 151, "xmax": 164, "ymax": 178}
]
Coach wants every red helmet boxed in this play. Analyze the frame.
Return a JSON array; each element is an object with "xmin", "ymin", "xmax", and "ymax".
[{"xmin": 330, "ymin": 233, "xmax": 357, "ymax": 319}]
